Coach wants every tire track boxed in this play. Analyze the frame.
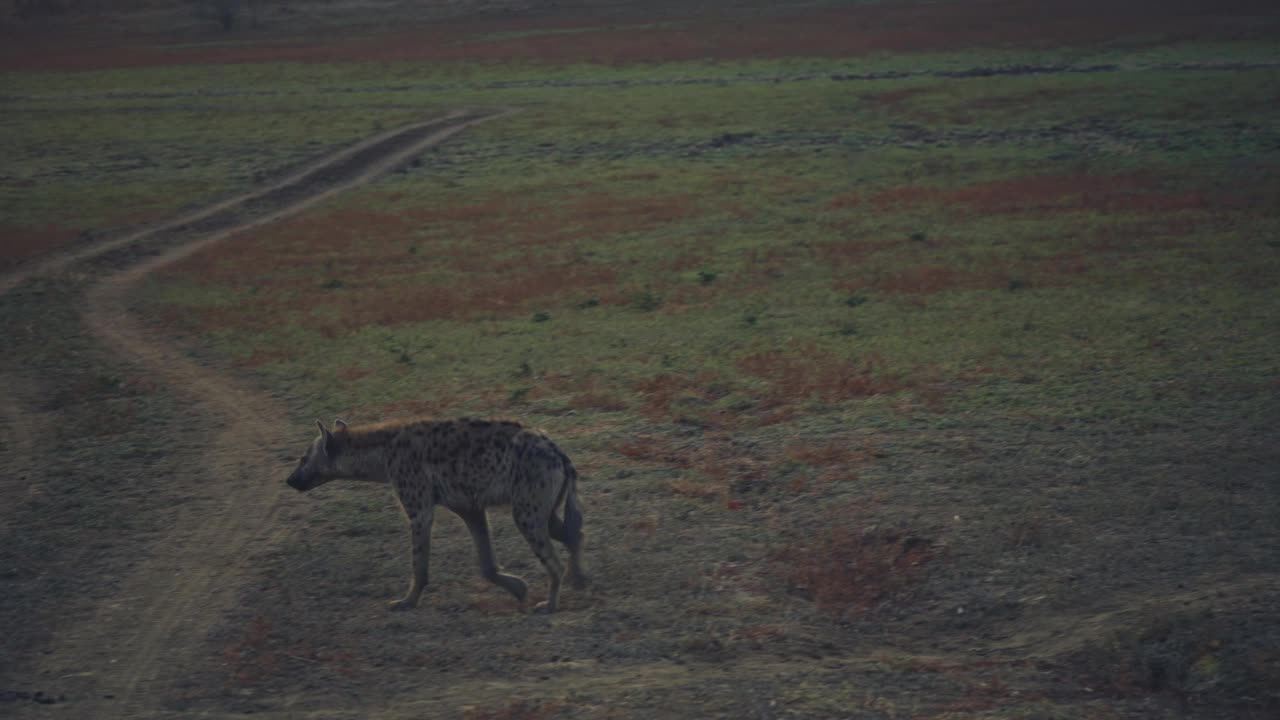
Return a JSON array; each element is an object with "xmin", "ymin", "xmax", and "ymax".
[
  {"xmin": 3, "ymin": 107, "xmax": 513, "ymax": 718},
  {"xmin": 0, "ymin": 390, "xmax": 37, "ymax": 495},
  {"xmin": 0, "ymin": 108, "xmax": 494, "ymax": 297}
]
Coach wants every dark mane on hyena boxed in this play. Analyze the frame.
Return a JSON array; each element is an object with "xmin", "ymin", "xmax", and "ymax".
[{"xmin": 285, "ymin": 416, "xmax": 587, "ymax": 613}]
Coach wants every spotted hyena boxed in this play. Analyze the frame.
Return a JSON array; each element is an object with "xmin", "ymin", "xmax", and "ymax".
[{"xmin": 286, "ymin": 417, "xmax": 587, "ymax": 613}]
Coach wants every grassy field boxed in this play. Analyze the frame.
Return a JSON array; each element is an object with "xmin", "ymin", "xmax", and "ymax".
[{"xmin": 3, "ymin": 1, "xmax": 1279, "ymax": 717}]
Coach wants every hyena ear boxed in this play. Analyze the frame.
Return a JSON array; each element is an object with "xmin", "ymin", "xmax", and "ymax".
[
  {"xmin": 333, "ymin": 418, "xmax": 349, "ymax": 433},
  {"xmin": 315, "ymin": 419, "xmax": 338, "ymax": 457}
]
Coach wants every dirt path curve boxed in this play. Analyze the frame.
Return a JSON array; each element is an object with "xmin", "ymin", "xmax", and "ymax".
[
  {"xmin": 3, "ymin": 107, "xmax": 512, "ymax": 718},
  {"xmin": 0, "ymin": 108, "xmax": 492, "ymax": 297}
]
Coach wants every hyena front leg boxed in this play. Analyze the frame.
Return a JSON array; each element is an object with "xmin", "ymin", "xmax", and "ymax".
[
  {"xmin": 390, "ymin": 498, "xmax": 435, "ymax": 611},
  {"xmin": 456, "ymin": 508, "xmax": 529, "ymax": 604}
]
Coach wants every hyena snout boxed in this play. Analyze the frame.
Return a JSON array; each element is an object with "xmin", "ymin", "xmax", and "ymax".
[{"xmin": 286, "ymin": 468, "xmax": 313, "ymax": 492}]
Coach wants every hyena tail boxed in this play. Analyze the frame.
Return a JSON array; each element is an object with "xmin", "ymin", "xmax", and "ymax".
[{"xmin": 560, "ymin": 451, "xmax": 584, "ymax": 547}]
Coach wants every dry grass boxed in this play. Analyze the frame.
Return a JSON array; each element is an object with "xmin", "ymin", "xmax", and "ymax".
[
  {"xmin": 460, "ymin": 699, "xmax": 564, "ymax": 720},
  {"xmin": 784, "ymin": 439, "xmax": 877, "ymax": 467}
]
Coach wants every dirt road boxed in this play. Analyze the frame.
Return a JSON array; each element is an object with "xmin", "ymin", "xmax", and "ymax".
[{"xmin": 0, "ymin": 108, "xmax": 511, "ymax": 718}]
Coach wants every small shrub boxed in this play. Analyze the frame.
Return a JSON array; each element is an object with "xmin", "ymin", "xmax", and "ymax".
[
  {"xmin": 844, "ymin": 294, "xmax": 868, "ymax": 307},
  {"xmin": 698, "ymin": 269, "xmax": 719, "ymax": 285},
  {"xmin": 631, "ymin": 288, "xmax": 663, "ymax": 312},
  {"xmin": 1076, "ymin": 605, "xmax": 1280, "ymax": 708},
  {"xmin": 531, "ymin": 311, "xmax": 551, "ymax": 323},
  {"xmin": 1006, "ymin": 513, "xmax": 1051, "ymax": 548},
  {"xmin": 211, "ymin": 0, "xmax": 240, "ymax": 31}
]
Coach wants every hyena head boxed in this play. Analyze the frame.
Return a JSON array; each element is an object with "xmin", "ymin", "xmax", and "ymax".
[{"xmin": 286, "ymin": 419, "xmax": 348, "ymax": 492}]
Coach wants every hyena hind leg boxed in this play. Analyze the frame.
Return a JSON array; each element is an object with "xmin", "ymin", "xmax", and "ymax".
[
  {"xmin": 457, "ymin": 508, "xmax": 528, "ymax": 603},
  {"xmin": 515, "ymin": 505, "xmax": 565, "ymax": 614},
  {"xmin": 549, "ymin": 514, "xmax": 588, "ymax": 590}
]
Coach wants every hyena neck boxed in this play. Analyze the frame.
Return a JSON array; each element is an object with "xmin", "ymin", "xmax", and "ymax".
[{"xmin": 333, "ymin": 442, "xmax": 393, "ymax": 483}]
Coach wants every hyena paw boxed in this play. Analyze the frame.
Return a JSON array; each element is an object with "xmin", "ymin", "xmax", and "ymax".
[
  {"xmin": 387, "ymin": 597, "xmax": 418, "ymax": 611},
  {"xmin": 532, "ymin": 600, "xmax": 558, "ymax": 614}
]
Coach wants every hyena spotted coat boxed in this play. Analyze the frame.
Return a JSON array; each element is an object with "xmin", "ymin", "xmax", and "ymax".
[{"xmin": 286, "ymin": 417, "xmax": 587, "ymax": 613}]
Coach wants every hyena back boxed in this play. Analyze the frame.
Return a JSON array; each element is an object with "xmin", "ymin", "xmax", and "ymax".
[{"xmin": 286, "ymin": 417, "xmax": 587, "ymax": 613}]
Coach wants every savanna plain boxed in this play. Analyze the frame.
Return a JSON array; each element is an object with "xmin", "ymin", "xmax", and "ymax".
[{"xmin": 1, "ymin": 1, "xmax": 1279, "ymax": 718}]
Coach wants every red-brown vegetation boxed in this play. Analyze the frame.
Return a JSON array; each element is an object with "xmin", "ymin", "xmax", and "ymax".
[
  {"xmin": 334, "ymin": 365, "xmax": 374, "ymax": 382},
  {"xmin": 866, "ymin": 86, "xmax": 937, "ymax": 109},
  {"xmin": 2, "ymin": 0, "xmax": 1262, "ymax": 72},
  {"xmin": 0, "ymin": 223, "xmax": 79, "ymax": 271},
  {"xmin": 736, "ymin": 345, "xmax": 902, "ymax": 404},
  {"xmin": 663, "ymin": 477, "xmax": 726, "ymax": 502},
  {"xmin": 784, "ymin": 439, "xmax": 877, "ymax": 467},
  {"xmin": 779, "ymin": 523, "xmax": 936, "ymax": 616},
  {"xmin": 837, "ymin": 172, "xmax": 1244, "ymax": 218},
  {"xmin": 872, "ymin": 264, "xmax": 1009, "ymax": 294},
  {"xmin": 374, "ymin": 398, "xmax": 455, "ymax": 420},
  {"xmin": 171, "ymin": 189, "xmax": 695, "ymax": 281},
  {"xmin": 566, "ymin": 385, "xmax": 630, "ymax": 413},
  {"xmin": 812, "ymin": 236, "xmax": 899, "ymax": 266},
  {"xmin": 158, "ymin": 189, "xmax": 707, "ymax": 334},
  {"xmin": 960, "ymin": 86, "xmax": 1094, "ymax": 113},
  {"xmin": 231, "ymin": 346, "xmax": 297, "ymax": 369},
  {"xmin": 223, "ymin": 615, "xmax": 358, "ymax": 688},
  {"xmin": 614, "ymin": 434, "xmax": 694, "ymax": 468},
  {"xmin": 614, "ymin": 431, "xmax": 784, "ymax": 505},
  {"xmin": 632, "ymin": 372, "xmax": 727, "ymax": 421}
]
